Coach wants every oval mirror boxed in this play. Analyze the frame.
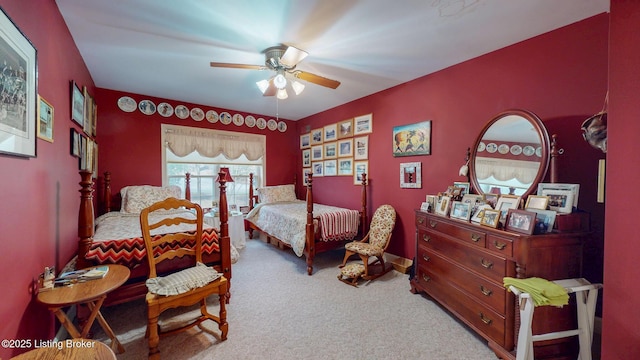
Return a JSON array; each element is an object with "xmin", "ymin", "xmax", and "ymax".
[{"xmin": 469, "ymin": 109, "xmax": 550, "ymax": 199}]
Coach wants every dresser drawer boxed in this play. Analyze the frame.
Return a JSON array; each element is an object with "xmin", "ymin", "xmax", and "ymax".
[
  {"xmin": 418, "ymin": 229, "xmax": 508, "ymax": 282},
  {"xmin": 419, "ymin": 247, "xmax": 506, "ymax": 314},
  {"xmin": 422, "ymin": 216, "xmax": 486, "ymax": 247},
  {"xmin": 486, "ymin": 234, "xmax": 514, "ymax": 257}
]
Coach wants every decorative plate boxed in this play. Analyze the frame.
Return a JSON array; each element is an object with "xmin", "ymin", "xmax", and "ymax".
[
  {"xmin": 522, "ymin": 145, "xmax": 535, "ymax": 156},
  {"xmin": 175, "ymin": 105, "xmax": 189, "ymax": 119},
  {"xmin": 535, "ymin": 146, "xmax": 543, "ymax": 157},
  {"xmin": 498, "ymin": 144, "xmax": 509, "ymax": 154},
  {"xmin": 485, "ymin": 142, "xmax": 498, "ymax": 153},
  {"xmin": 510, "ymin": 144, "xmax": 522, "ymax": 156},
  {"xmin": 220, "ymin": 112, "xmax": 232, "ymax": 125},
  {"xmin": 117, "ymin": 96, "xmax": 137, "ymax": 112},
  {"xmin": 277, "ymin": 121, "xmax": 287, "ymax": 132},
  {"xmin": 477, "ymin": 141, "xmax": 486, "ymax": 152},
  {"xmin": 138, "ymin": 100, "xmax": 156, "ymax": 115},
  {"xmin": 245, "ymin": 115, "xmax": 256, "ymax": 127},
  {"xmin": 157, "ymin": 102, "xmax": 174, "ymax": 117},
  {"xmin": 206, "ymin": 110, "xmax": 219, "ymax": 123},
  {"xmin": 267, "ymin": 119, "xmax": 278, "ymax": 131},
  {"xmin": 190, "ymin": 107, "xmax": 205, "ymax": 121},
  {"xmin": 232, "ymin": 114, "xmax": 244, "ymax": 126},
  {"xmin": 256, "ymin": 117, "xmax": 267, "ymax": 129}
]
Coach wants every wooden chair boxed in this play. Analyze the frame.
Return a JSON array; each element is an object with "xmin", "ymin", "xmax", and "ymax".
[
  {"xmin": 140, "ymin": 197, "xmax": 228, "ymax": 360},
  {"xmin": 339, "ymin": 204, "xmax": 396, "ymax": 285}
]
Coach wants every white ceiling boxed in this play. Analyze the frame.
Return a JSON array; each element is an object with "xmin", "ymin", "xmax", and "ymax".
[{"xmin": 55, "ymin": 0, "xmax": 609, "ymax": 121}]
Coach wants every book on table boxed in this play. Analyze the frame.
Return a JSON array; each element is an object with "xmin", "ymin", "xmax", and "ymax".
[{"xmin": 55, "ymin": 266, "xmax": 109, "ymax": 285}]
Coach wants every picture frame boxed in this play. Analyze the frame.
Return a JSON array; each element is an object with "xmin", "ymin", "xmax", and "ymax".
[
  {"xmin": 338, "ymin": 158, "xmax": 353, "ymax": 176},
  {"xmin": 450, "ymin": 201, "xmax": 472, "ymax": 221},
  {"xmin": 400, "ymin": 162, "xmax": 421, "ymax": 189},
  {"xmin": 300, "ymin": 133, "xmax": 310, "ymax": 149},
  {"xmin": 392, "ymin": 120, "xmax": 431, "ymax": 157},
  {"xmin": 461, "ymin": 193, "xmax": 483, "ymax": 206},
  {"xmin": 537, "ymin": 183, "xmax": 580, "ymax": 208},
  {"xmin": 480, "ymin": 209, "xmax": 501, "ymax": 228},
  {"xmin": 312, "ymin": 162, "xmax": 324, "ymax": 177},
  {"xmin": 323, "ymin": 123, "xmax": 337, "ymax": 142},
  {"xmin": 484, "ymin": 193, "xmax": 499, "ymax": 208},
  {"xmin": 302, "ymin": 149, "xmax": 311, "ymax": 167},
  {"xmin": 420, "ymin": 202, "xmax": 431, "ymax": 212},
  {"xmin": 83, "ymin": 86, "xmax": 93, "ymax": 136},
  {"xmin": 323, "ymin": 142, "xmax": 337, "ymax": 159},
  {"xmin": 324, "ymin": 159, "xmax": 337, "ymax": 176},
  {"xmin": 71, "ymin": 80, "xmax": 84, "ymax": 127},
  {"xmin": 529, "ymin": 208, "xmax": 557, "ymax": 234},
  {"xmin": 435, "ymin": 196, "xmax": 451, "ymax": 217},
  {"xmin": 0, "ymin": 8, "xmax": 37, "ymax": 158},
  {"xmin": 505, "ymin": 209, "xmax": 536, "ymax": 235},
  {"xmin": 426, "ymin": 195, "xmax": 438, "ymax": 213},
  {"xmin": 310, "ymin": 128, "xmax": 323, "ymax": 145},
  {"xmin": 471, "ymin": 204, "xmax": 493, "ymax": 223},
  {"xmin": 302, "ymin": 168, "xmax": 312, "ymax": 185},
  {"xmin": 354, "ymin": 135, "xmax": 369, "ymax": 160},
  {"xmin": 453, "ymin": 181, "xmax": 470, "ymax": 196},
  {"xmin": 354, "ymin": 160, "xmax": 368, "ymax": 185},
  {"xmin": 496, "ymin": 195, "xmax": 521, "ymax": 223},
  {"xmin": 311, "ymin": 144, "xmax": 323, "ymax": 161},
  {"xmin": 37, "ymin": 95, "xmax": 54, "ymax": 143},
  {"xmin": 353, "ymin": 113, "xmax": 373, "ymax": 135},
  {"xmin": 525, "ymin": 195, "xmax": 549, "ymax": 210},
  {"xmin": 540, "ymin": 189, "xmax": 574, "ymax": 214},
  {"xmin": 337, "ymin": 118, "xmax": 354, "ymax": 138},
  {"xmin": 70, "ymin": 128, "xmax": 81, "ymax": 157},
  {"xmin": 337, "ymin": 138, "xmax": 353, "ymax": 157}
]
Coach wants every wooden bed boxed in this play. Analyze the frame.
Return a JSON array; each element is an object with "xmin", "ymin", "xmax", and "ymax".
[
  {"xmin": 245, "ymin": 172, "xmax": 368, "ymax": 275},
  {"xmin": 76, "ymin": 170, "xmax": 232, "ymax": 306}
]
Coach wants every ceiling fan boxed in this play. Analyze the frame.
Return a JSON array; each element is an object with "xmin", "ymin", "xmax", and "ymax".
[{"xmin": 210, "ymin": 45, "xmax": 340, "ymax": 99}]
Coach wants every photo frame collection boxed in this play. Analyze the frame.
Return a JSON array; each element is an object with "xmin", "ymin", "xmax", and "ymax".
[{"xmin": 300, "ymin": 113, "xmax": 372, "ymax": 184}]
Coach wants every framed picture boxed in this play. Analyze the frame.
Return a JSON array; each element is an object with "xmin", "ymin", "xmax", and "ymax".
[
  {"xmin": 323, "ymin": 142, "xmax": 337, "ymax": 159},
  {"xmin": 505, "ymin": 209, "xmax": 536, "ymax": 235},
  {"xmin": 420, "ymin": 202, "xmax": 431, "ymax": 212},
  {"xmin": 354, "ymin": 160, "xmax": 368, "ymax": 185},
  {"xmin": 300, "ymin": 133, "xmax": 310, "ymax": 149},
  {"xmin": 540, "ymin": 189, "xmax": 574, "ymax": 214},
  {"xmin": 324, "ymin": 159, "xmax": 337, "ymax": 176},
  {"xmin": 0, "ymin": 8, "xmax": 37, "ymax": 158},
  {"xmin": 426, "ymin": 195, "xmax": 438, "ymax": 213},
  {"xmin": 70, "ymin": 128, "xmax": 81, "ymax": 157},
  {"xmin": 471, "ymin": 204, "xmax": 493, "ymax": 223},
  {"xmin": 337, "ymin": 118, "xmax": 353, "ymax": 138},
  {"xmin": 310, "ymin": 128, "xmax": 323, "ymax": 145},
  {"xmin": 337, "ymin": 138, "xmax": 353, "ymax": 157},
  {"xmin": 353, "ymin": 113, "xmax": 373, "ymax": 135},
  {"xmin": 480, "ymin": 209, "xmax": 501, "ymax": 228},
  {"xmin": 484, "ymin": 193, "xmax": 499, "ymax": 208},
  {"xmin": 435, "ymin": 196, "xmax": 451, "ymax": 217},
  {"xmin": 302, "ymin": 149, "xmax": 311, "ymax": 167},
  {"xmin": 83, "ymin": 86, "xmax": 93, "ymax": 136},
  {"xmin": 354, "ymin": 135, "xmax": 369, "ymax": 160},
  {"xmin": 312, "ymin": 162, "xmax": 324, "ymax": 177},
  {"xmin": 450, "ymin": 201, "xmax": 472, "ymax": 221},
  {"xmin": 338, "ymin": 158, "xmax": 353, "ymax": 176},
  {"xmin": 392, "ymin": 120, "xmax": 431, "ymax": 157},
  {"xmin": 529, "ymin": 209, "xmax": 557, "ymax": 234},
  {"xmin": 311, "ymin": 144, "xmax": 323, "ymax": 161},
  {"xmin": 302, "ymin": 168, "xmax": 312, "ymax": 185},
  {"xmin": 525, "ymin": 195, "xmax": 549, "ymax": 210},
  {"xmin": 496, "ymin": 195, "xmax": 521, "ymax": 222},
  {"xmin": 461, "ymin": 193, "xmax": 483, "ymax": 206},
  {"xmin": 323, "ymin": 123, "xmax": 337, "ymax": 142},
  {"xmin": 537, "ymin": 183, "xmax": 580, "ymax": 208},
  {"xmin": 453, "ymin": 181, "xmax": 470, "ymax": 196},
  {"xmin": 400, "ymin": 162, "xmax": 421, "ymax": 189},
  {"xmin": 37, "ymin": 95, "xmax": 54, "ymax": 143},
  {"xmin": 71, "ymin": 81, "xmax": 84, "ymax": 126}
]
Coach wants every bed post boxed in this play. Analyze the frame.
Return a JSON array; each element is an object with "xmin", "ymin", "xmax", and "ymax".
[
  {"xmin": 248, "ymin": 173, "xmax": 254, "ymax": 210},
  {"xmin": 360, "ymin": 173, "xmax": 368, "ymax": 237},
  {"xmin": 217, "ymin": 171, "xmax": 232, "ymax": 297},
  {"xmin": 185, "ymin": 173, "xmax": 191, "ymax": 201},
  {"xmin": 77, "ymin": 170, "xmax": 95, "ymax": 269},
  {"xmin": 305, "ymin": 172, "xmax": 315, "ymax": 275},
  {"xmin": 103, "ymin": 171, "xmax": 112, "ymax": 214}
]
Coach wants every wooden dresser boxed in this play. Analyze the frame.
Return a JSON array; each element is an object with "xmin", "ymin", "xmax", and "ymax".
[{"xmin": 410, "ymin": 210, "xmax": 588, "ymax": 359}]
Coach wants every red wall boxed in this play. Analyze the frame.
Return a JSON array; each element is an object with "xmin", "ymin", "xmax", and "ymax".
[
  {"xmin": 602, "ymin": 1, "xmax": 640, "ymax": 358},
  {"xmin": 0, "ymin": 1, "xmax": 95, "ymax": 358}
]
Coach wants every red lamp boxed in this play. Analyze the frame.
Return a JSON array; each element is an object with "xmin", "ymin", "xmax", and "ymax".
[{"xmin": 216, "ymin": 167, "xmax": 234, "ymax": 183}]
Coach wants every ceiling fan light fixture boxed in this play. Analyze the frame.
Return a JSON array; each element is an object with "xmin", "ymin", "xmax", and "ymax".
[
  {"xmin": 274, "ymin": 71, "xmax": 287, "ymax": 89},
  {"xmin": 277, "ymin": 88, "xmax": 288, "ymax": 100},
  {"xmin": 291, "ymin": 80, "xmax": 305, "ymax": 95},
  {"xmin": 256, "ymin": 79, "xmax": 270, "ymax": 94}
]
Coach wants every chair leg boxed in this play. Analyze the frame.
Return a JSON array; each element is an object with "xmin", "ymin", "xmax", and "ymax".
[
  {"xmin": 147, "ymin": 311, "xmax": 160, "ymax": 360},
  {"xmin": 218, "ymin": 291, "xmax": 228, "ymax": 341},
  {"xmin": 340, "ymin": 250, "xmax": 356, "ymax": 267}
]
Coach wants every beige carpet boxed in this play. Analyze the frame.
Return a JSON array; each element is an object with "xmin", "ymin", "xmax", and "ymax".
[{"xmin": 93, "ymin": 237, "xmax": 498, "ymax": 359}]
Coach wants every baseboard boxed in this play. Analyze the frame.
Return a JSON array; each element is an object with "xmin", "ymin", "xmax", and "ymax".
[
  {"xmin": 53, "ymin": 305, "xmax": 75, "ymax": 341},
  {"xmin": 594, "ymin": 316, "xmax": 602, "ymax": 334}
]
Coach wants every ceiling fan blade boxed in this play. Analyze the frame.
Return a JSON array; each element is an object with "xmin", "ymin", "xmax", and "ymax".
[
  {"xmin": 280, "ymin": 46, "xmax": 308, "ymax": 67},
  {"xmin": 210, "ymin": 62, "xmax": 266, "ymax": 70},
  {"xmin": 293, "ymin": 70, "xmax": 340, "ymax": 89}
]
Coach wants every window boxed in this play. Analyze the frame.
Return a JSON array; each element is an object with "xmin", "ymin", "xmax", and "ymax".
[{"xmin": 162, "ymin": 124, "xmax": 265, "ymax": 208}]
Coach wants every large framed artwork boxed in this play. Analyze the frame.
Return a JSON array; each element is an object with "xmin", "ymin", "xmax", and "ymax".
[
  {"xmin": 0, "ymin": 8, "xmax": 37, "ymax": 158},
  {"xmin": 392, "ymin": 120, "xmax": 431, "ymax": 157}
]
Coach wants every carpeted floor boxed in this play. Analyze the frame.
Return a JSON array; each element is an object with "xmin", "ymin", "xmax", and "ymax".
[{"xmin": 93, "ymin": 237, "xmax": 499, "ymax": 359}]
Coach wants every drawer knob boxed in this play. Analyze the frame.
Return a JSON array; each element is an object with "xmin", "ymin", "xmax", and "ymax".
[
  {"xmin": 470, "ymin": 233, "xmax": 481, "ymax": 242},
  {"xmin": 493, "ymin": 240, "xmax": 507, "ymax": 250},
  {"xmin": 429, "ymin": 220, "xmax": 437, "ymax": 228},
  {"xmin": 422, "ymin": 275, "xmax": 431, "ymax": 282},
  {"xmin": 479, "ymin": 312, "xmax": 493, "ymax": 325},
  {"xmin": 422, "ymin": 234, "xmax": 431, "ymax": 242},
  {"xmin": 423, "ymin": 255, "xmax": 430, "ymax": 262},
  {"xmin": 417, "ymin": 217, "xmax": 425, "ymax": 224},
  {"xmin": 480, "ymin": 285, "xmax": 493, "ymax": 296},
  {"xmin": 480, "ymin": 258, "xmax": 494, "ymax": 269}
]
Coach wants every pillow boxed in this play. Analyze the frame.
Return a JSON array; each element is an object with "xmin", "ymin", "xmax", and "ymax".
[
  {"xmin": 256, "ymin": 184, "xmax": 296, "ymax": 204},
  {"xmin": 145, "ymin": 262, "xmax": 222, "ymax": 296},
  {"xmin": 120, "ymin": 185, "xmax": 182, "ymax": 213}
]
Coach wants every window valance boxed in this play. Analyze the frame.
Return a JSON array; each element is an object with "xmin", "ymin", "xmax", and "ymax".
[
  {"xmin": 163, "ymin": 124, "xmax": 265, "ymax": 160},
  {"xmin": 475, "ymin": 157, "xmax": 540, "ymax": 184}
]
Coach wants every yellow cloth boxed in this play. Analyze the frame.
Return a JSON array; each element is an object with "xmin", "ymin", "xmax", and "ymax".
[{"xmin": 504, "ymin": 277, "xmax": 569, "ymax": 307}]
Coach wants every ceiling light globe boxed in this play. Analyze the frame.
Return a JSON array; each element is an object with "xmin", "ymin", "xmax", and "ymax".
[{"xmin": 274, "ymin": 73, "xmax": 287, "ymax": 89}]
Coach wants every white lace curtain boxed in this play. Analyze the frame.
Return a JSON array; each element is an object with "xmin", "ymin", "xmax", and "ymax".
[
  {"xmin": 475, "ymin": 157, "xmax": 540, "ymax": 184},
  {"xmin": 164, "ymin": 125, "xmax": 265, "ymax": 160}
]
